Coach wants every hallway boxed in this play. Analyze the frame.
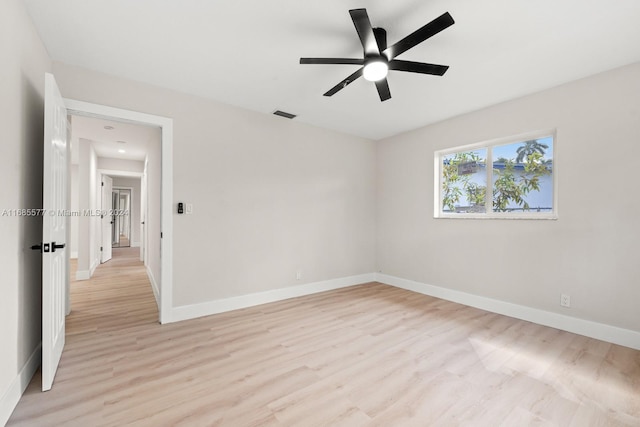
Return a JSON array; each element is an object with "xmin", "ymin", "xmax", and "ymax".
[{"xmin": 67, "ymin": 248, "xmax": 157, "ymax": 334}]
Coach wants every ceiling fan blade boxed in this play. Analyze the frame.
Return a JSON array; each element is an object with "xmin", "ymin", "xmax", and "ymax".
[
  {"xmin": 383, "ymin": 12, "xmax": 454, "ymax": 60},
  {"xmin": 300, "ymin": 58, "xmax": 364, "ymax": 65},
  {"xmin": 349, "ymin": 9, "xmax": 380, "ymax": 56},
  {"xmin": 323, "ymin": 68, "xmax": 363, "ymax": 97},
  {"xmin": 375, "ymin": 78, "xmax": 391, "ymax": 102},
  {"xmin": 389, "ymin": 60, "xmax": 449, "ymax": 76}
]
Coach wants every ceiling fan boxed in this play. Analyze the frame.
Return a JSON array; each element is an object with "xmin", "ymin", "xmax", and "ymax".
[{"xmin": 300, "ymin": 9, "xmax": 455, "ymax": 102}]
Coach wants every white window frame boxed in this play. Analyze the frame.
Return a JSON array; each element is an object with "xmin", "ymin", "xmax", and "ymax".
[{"xmin": 434, "ymin": 129, "xmax": 558, "ymax": 220}]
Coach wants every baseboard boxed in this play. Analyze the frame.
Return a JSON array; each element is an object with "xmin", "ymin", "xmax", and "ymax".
[
  {"xmin": 75, "ymin": 270, "xmax": 90, "ymax": 281},
  {"xmin": 146, "ymin": 266, "xmax": 160, "ymax": 310},
  {"xmin": 90, "ymin": 259, "xmax": 99, "ymax": 277},
  {"xmin": 76, "ymin": 257, "xmax": 100, "ymax": 281},
  {"xmin": 131, "ymin": 242, "xmax": 140, "ymax": 248},
  {"xmin": 70, "ymin": 251, "xmax": 78, "ymax": 259},
  {"xmin": 0, "ymin": 344, "xmax": 41, "ymax": 426},
  {"xmin": 171, "ymin": 273, "xmax": 376, "ymax": 323},
  {"xmin": 376, "ymin": 273, "xmax": 640, "ymax": 351}
]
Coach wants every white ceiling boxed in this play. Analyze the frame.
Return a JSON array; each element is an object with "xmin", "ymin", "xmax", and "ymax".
[
  {"xmin": 71, "ymin": 115, "xmax": 157, "ymax": 163},
  {"xmin": 24, "ymin": 0, "xmax": 640, "ymax": 140}
]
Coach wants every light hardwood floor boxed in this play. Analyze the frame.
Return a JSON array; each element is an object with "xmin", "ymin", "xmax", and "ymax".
[{"xmin": 8, "ymin": 249, "xmax": 640, "ymax": 426}]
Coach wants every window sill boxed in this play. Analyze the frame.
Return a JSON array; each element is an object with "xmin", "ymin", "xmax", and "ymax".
[{"xmin": 434, "ymin": 213, "xmax": 558, "ymax": 220}]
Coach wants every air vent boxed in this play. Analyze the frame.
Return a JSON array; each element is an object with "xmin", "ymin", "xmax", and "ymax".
[{"xmin": 273, "ymin": 110, "xmax": 297, "ymax": 119}]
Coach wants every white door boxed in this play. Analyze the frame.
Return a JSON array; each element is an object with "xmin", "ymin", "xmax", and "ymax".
[
  {"xmin": 101, "ymin": 175, "xmax": 113, "ymax": 263},
  {"xmin": 42, "ymin": 73, "xmax": 68, "ymax": 391}
]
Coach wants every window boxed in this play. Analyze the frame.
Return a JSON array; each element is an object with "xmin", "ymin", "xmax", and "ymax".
[{"xmin": 435, "ymin": 131, "xmax": 556, "ymax": 219}]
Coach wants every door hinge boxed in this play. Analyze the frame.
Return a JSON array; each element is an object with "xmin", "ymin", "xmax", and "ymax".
[
  {"xmin": 161, "ymin": 232, "xmax": 163, "ymax": 239},
  {"xmin": 100, "ymin": 246, "xmax": 103, "ymax": 251},
  {"xmin": 102, "ymin": 182, "xmax": 104, "ymax": 186}
]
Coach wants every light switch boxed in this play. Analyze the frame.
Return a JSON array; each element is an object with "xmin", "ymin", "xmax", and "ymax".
[{"xmin": 186, "ymin": 203, "xmax": 193, "ymax": 214}]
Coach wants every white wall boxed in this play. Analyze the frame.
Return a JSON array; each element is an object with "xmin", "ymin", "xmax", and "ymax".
[
  {"xmin": 70, "ymin": 164, "xmax": 79, "ymax": 258},
  {"xmin": 377, "ymin": 63, "xmax": 640, "ymax": 333},
  {"xmin": 52, "ymin": 62, "xmax": 377, "ymax": 309},
  {"xmin": 0, "ymin": 0, "xmax": 51, "ymax": 424},
  {"xmin": 76, "ymin": 140, "xmax": 101, "ymax": 279},
  {"xmin": 98, "ymin": 157, "xmax": 144, "ymax": 174}
]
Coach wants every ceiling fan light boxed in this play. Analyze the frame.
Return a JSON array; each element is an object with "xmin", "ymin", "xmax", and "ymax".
[{"xmin": 363, "ymin": 60, "xmax": 388, "ymax": 81}]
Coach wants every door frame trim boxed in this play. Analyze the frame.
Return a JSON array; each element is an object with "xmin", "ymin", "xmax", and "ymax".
[{"xmin": 65, "ymin": 98, "xmax": 173, "ymax": 324}]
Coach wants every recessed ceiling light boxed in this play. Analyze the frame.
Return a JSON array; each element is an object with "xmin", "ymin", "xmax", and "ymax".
[
  {"xmin": 116, "ymin": 140, "xmax": 127, "ymax": 144},
  {"xmin": 118, "ymin": 149, "xmax": 126, "ymax": 153},
  {"xmin": 104, "ymin": 125, "xmax": 115, "ymax": 130}
]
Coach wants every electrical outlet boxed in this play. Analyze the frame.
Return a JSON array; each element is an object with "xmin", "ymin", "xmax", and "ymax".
[
  {"xmin": 560, "ymin": 294, "xmax": 571, "ymax": 308},
  {"xmin": 296, "ymin": 270, "xmax": 302, "ymax": 280}
]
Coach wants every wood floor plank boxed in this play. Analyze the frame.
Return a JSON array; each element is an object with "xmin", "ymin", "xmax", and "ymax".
[{"xmin": 7, "ymin": 248, "xmax": 640, "ymax": 426}]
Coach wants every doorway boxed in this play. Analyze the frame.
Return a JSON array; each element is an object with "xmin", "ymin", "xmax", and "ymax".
[
  {"xmin": 65, "ymin": 98, "xmax": 173, "ymax": 324},
  {"xmin": 112, "ymin": 188, "xmax": 132, "ymax": 248}
]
